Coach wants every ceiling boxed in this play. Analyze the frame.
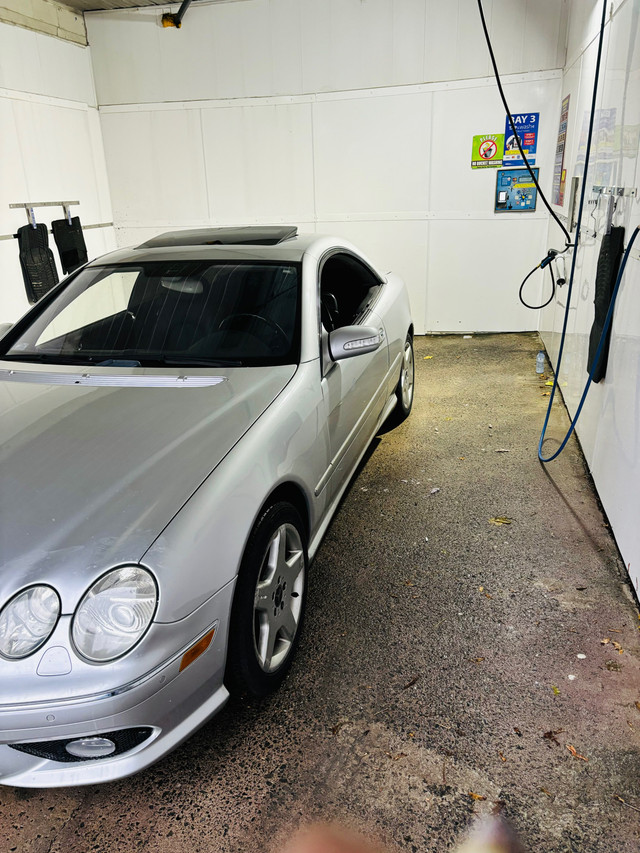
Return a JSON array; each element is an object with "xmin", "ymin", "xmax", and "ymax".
[{"xmin": 61, "ymin": 1, "xmax": 202, "ymax": 11}]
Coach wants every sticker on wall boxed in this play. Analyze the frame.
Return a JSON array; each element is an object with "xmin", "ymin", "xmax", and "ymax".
[
  {"xmin": 576, "ymin": 108, "xmax": 617, "ymax": 184},
  {"xmin": 503, "ymin": 113, "xmax": 539, "ymax": 167},
  {"xmin": 471, "ymin": 133, "xmax": 504, "ymax": 168},
  {"xmin": 494, "ymin": 168, "xmax": 539, "ymax": 213},
  {"xmin": 552, "ymin": 96, "xmax": 570, "ymax": 206},
  {"xmin": 558, "ymin": 169, "xmax": 567, "ymax": 205}
]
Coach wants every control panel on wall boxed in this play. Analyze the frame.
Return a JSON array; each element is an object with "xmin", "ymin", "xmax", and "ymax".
[{"xmin": 494, "ymin": 168, "xmax": 539, "ymax": 212}]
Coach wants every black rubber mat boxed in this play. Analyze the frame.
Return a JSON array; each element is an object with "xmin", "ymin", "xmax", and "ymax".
[
  {"xmin": 587, "ymin": 225, "xmax": 625, "ymax": 382},
  {"xmin": 51, "ymin": 216, "xmax": 88, "ymax": 274},
  {"xmin": 16, "ymin": 223, "xmax": 59, "ymax": 303}
]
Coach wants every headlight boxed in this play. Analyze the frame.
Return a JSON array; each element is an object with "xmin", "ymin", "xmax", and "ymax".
[
  {"xmin": 72, "ymin": 566, "xmax": 157, "ymax": 662},
  {"xmin": 0, "ymin": 586, "xmax": 60, "ymax": 659}
]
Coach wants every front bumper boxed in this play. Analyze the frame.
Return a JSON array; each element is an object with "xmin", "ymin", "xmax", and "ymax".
[{"xmin": 0, "ymin": 585, "xmax": 234, "ymax": 787}]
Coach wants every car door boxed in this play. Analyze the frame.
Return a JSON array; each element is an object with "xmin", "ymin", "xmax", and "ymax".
[{"xmin": 318, "ymin": 252, "xmax": 389, "ymax": 500}]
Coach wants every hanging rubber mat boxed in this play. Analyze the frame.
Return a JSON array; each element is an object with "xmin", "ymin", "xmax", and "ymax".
[
  {"xmin": 16, "ymin": 224, "xmax": 59, "ymax": 303},
  {"xmin": 51, "ymin": 216, "xmax": 88, "ymax": 274},
  {"xmin": 587, "ymin": 225, "xmax": 625, "ymax": 383}
]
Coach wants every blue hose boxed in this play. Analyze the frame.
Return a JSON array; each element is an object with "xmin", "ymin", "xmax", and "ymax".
[
  {"xmin": 538, "ymin": 226, "xmax": 640, "ymax": 462},
  {"xmin": 536, "ymin": 0, "xmax": 608, "ymax": 464}
]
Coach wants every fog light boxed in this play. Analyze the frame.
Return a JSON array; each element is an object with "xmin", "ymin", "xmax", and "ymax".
[{"xmin": 65, "ymin": 737, "xmax": 116, "ymax": 759}]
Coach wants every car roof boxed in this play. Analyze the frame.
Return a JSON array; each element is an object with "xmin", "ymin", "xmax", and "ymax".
[
  {"xmin": 137, "ymin": 226, "xmax": 298, "ymax": 248},
  {"xmin": 86, "ymin": 227, "xmax": 325, "ymax": 267}
]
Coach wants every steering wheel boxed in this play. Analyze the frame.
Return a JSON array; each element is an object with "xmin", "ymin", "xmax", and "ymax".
[{"xmin": 218, "ymin": 313, "xmax": 289, "ymax": 349}]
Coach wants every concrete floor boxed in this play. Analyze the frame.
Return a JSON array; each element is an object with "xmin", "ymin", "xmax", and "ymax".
[{"xmin": 1, "ymin": 333, "xmax": 639, "ymax": 852}]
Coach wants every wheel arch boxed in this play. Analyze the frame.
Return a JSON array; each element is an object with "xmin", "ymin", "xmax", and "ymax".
[{"xmin": 256, "ymin": 481, "xmax": 311, "ymax": 545}]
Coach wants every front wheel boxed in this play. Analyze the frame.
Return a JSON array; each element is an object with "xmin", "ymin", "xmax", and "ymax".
[
  {"xmin": 394, "ymin": 334, "xmax": 414, "ymax": 421},
  {"xmin": 225, "ymin": 502, "xmax": 307, "ymax": 697}
]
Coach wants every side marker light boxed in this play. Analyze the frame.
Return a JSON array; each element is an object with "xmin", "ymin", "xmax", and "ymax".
[{"xmin": 179, "ymin": 628, "xmax": 215, "ymax": 672}]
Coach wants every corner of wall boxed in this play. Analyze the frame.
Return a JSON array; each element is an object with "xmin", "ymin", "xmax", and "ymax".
[
  {"xmin": 558, "ymin": 0, "xmax": 570, "ymax": 70},
  {"xmin": 0, "ymin": 0, "xmax": 86, "ymax": 46}
]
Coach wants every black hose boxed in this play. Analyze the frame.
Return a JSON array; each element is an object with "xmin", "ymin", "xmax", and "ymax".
[
  {"xmin": 476, "ymin": 0, "xmax": 572, "ymax": 246},
  {"xmin": 537, "ymin": 0, "xmax": 610, "ymax": 462},
  {"xmin": 478, "ymin": 0, "xmax": 611, "ymax": 462},
  {"xmin": 519, "ymin": 263, "xmax": 556, "ymax": 310}
]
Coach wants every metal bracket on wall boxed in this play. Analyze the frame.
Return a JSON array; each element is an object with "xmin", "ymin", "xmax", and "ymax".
[
  {"xmin": 1, "ymin": 201, "xmax": 113, "ymax": 242},
  {"xmin": 591, "ymin": 185, "xmax": 637, "ymax": 198},
  {"xmin": 586, "ymin": 186, "xmax": 637, "ymax": 239},
  {"xmin": 9, "ymin": 200, "xmax": 80, "ymax": 229}
]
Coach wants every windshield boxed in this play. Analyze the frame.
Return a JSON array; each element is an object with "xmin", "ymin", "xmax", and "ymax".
[{"xmin": 1, "ymin": 260, "xmax": 301, "ymax": 367}]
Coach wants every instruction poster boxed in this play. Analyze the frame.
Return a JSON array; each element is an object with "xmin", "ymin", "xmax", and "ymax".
[
  {"xmin": 494, "ymin": 168, "xmax": 539, "ymax": 212},
  {"xmin": 552, "ymin": 95, "xmax": 570, "ymax": 206},
  {"xmin": 503, "ymin": 112, "xmax": 539, "ymax": 166},
  {"xmin": 576, "ymin": 107, "xmax": 617, "ymax": 184},
  {"xmin": 471, "ymin": 133, "xmax": 504, "ymax": 168}
]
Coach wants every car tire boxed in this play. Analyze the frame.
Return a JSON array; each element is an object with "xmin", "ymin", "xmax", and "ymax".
[
  {"xmin": 225, "ymin": 502, "xmax": 308, "ymax": 698},
  {"xmin": 393, "ymin": 333, "xmax": 414, "ymax": 422}
]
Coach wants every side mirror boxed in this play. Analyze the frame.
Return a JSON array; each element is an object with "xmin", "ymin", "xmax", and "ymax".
[
  {"xmin": 328, "ymin": 325, "xmax": 383, "ymax": 361},
  {"xmin": 0, "ymin": 322, "xmax": 13, "ymax": 340}
]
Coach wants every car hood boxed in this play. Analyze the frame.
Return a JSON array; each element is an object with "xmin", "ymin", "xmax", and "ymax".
[{"xmin": 0, "ymin": 363, "xmax": 296, "ymax": 612}]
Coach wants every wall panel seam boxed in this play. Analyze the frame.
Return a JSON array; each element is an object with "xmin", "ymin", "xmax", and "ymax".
[{"xmin": 96, "ymin": 69, "xmax": 563, "ymax": 113}]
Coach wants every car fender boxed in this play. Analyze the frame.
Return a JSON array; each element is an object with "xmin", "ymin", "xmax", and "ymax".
[{"xmin": 143, "ymin": 359, "xmax": 328, "ymax": 623}]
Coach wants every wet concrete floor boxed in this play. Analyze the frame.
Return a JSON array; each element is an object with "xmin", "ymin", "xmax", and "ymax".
[{"xmin": 1, "ymin": 333, "xmax": 639, "ymax": 852}]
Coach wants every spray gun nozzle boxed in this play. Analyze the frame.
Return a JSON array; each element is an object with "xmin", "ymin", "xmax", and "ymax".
[{"xmin": 540, "ymin": 249, "xmax": 560, "ymax": 269}]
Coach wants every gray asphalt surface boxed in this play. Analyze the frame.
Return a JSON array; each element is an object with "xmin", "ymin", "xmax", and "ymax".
[{"xmin": 2, "ymin": 333, "xmax": 639, "ymax": 852}]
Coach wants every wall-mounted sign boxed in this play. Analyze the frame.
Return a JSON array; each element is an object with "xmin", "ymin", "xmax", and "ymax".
[
  {"xmin": 471, "ymin": 133, "xmax": 504, "ymax": 168},
  {"xmin": 503, "ymin": 113, "xmax": 539, "ymax": 167},
  {"xmin": 552, "ymin": 95, "xmax": 570, "ymax": 206},
  {"xmin": 494, "ymin": 168, "xmax": 539, "ymax": 213},
  {"xmin": 576, "ymin": 107, "xmax": 617, "ymax": 184},
  {"xmin": 559, "ymin": 169, "xmax": 567, "ymax": 205}
]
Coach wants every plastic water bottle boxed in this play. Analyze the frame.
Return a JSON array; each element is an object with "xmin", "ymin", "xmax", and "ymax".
[{"xmin": 536, "ymin": 351, "xmax": 545, "ymax": 374}]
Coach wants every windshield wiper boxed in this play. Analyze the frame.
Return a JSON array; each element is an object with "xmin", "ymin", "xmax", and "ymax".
[
  {"xmin": 145, "ymin": 356, "xmax": 243, "ymax": 367},
  {"xmin": 0, "ymin": 353, "xmax": 45, "ymax": 362},
  {"xmin": 0, "ymin": 353, "xmax": 92, "ymax": 365}
]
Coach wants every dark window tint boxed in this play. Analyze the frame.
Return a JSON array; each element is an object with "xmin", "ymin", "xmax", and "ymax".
[
  {"xmin": 2, "ymin": 261, "xmax": 301, "ymax": 368},
  {"xmin": 319, "ymin": 253, "xmax": 383, "ymax": 331}
]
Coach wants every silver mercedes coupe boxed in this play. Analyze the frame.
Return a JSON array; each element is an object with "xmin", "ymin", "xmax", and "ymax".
[{"xmin": 0, "ymin": 226, "xmax": 413, "ymax": 787}]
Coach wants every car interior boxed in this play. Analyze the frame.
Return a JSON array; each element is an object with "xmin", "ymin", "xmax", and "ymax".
[
  {"xmin": 7, "ymin": 262, "xmax": 301, "ymax": 366},
  {"xmin": 319, "ymin": 253, "xmax": 383, "ymax": 332}
]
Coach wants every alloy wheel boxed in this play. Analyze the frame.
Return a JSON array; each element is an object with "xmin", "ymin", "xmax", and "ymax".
[{"xmin": 252, "ymin": 523, "xmax": 305, "ymax": 673}]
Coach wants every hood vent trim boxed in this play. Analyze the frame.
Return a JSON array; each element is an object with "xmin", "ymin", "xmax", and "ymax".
[{"xmin": 0, "ymin": 369, "xmax": 227, "ymax": 388}]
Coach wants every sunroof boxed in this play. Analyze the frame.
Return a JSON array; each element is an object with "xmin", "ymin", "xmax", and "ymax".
[{"xmin": 136, "ymin": 226, "xmax": 298, "ymax": 249}]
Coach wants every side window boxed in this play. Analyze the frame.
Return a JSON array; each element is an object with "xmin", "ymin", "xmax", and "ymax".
[{"xmin": 319, "ymin": 253, "xmax": 382, "ymax": 332}]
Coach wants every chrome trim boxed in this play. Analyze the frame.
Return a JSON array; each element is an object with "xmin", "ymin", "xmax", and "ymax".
[
  {"xmin": 0, "ymin": 621, "xmax": 219, "ymax": 713},
  {"xmin": 0, "ymin": 369, "xmax": 227, "ymax": 388}
]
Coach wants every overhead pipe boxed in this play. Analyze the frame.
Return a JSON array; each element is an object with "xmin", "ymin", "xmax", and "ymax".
[{"xmin": 162, "ymin": 0, "xmax": 193, "ymax": 29}]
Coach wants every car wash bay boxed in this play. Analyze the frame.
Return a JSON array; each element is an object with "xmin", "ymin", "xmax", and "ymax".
[
  {"xmin": 0, "ymin": 333, "xmax": 638, "ymax": 852},
  {"xmin": 1, "ymin": 0, "xmax": 640, "ymax": 849}
]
